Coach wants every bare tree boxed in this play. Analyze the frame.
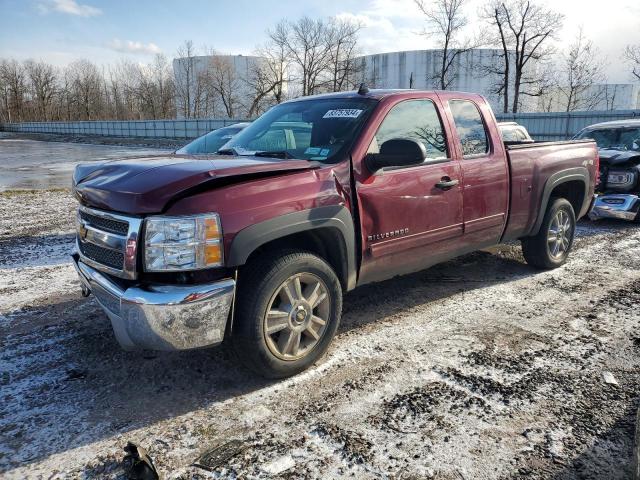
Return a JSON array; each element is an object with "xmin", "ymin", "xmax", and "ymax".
[
  {"xmin": 557, "ymin": 28, "xmax": 605, "ymax": 111},
  {"xmin": 65, "ymin": 59, "xmax": 104, "ymax": 120},
  {"xmin": 0, "ymin": 55, "xmax": 176, "ymax": 122},
  {"xmin": 245, "ymin": 53, "xmax": 286, "ymax": 117},
  {"xmin": 623, "ymin": 44, "xmax": 640, "ymax": 81},
  {"xmin": 279, "ymin": 17, "xmax": 334, "ymax": 96},
  {"xmin": 415, "ymin": 0, "xmax": 483, "ymax": 90},
  {"xmin": 207, "ymin": 55, "xmax": 241, "ymax": 118},
  {"xmin": 174, "ymin": 40, "xmax": 197, "ymax": 118},
  {"xmin": 261, "ymin": 23, "xmax": 290, "ymax": 105},
  {"xmin": 24, "ymin": 60, "xmax": 58, "ymax": 120},
  {"xmin": 151, "ymin": 54, "xmax": 175, "ymax": 118},
  {"xmin": 0, "ymin": 59, "xmax": 28, "ymax": 122},
  {"xmin": 0, "ymin": 70, "xmax": 9, "ymax": 122},
  {"xmin": 326, "ymin": 17, "xmax": 363, "ymax": 92},
  {"xmin": 602, "ymin": 84, "xmax": 619, "ymax": 110},
  {"xmin": 482, "ymin": 0, "xmax": 563, "ymax": 112}
]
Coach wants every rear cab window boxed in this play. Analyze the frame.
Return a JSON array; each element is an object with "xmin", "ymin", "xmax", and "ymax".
[{"xmin": 449, "ymin": 100, "xmax": 489, "ymax": 158}]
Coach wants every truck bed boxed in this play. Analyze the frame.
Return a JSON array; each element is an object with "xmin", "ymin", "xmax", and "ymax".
[{"xmin": 502, "ymin": 139, "xmax": 597, "ymax": 241}]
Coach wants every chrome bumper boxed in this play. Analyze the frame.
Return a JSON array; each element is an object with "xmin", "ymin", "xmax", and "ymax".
[
  {"xmin": 589, "ymin": 194, "xmax": 640, "ymax": 221},
  {"xmin": 72, "ymin": 255, "xmax": 235, "ymax": 351}
]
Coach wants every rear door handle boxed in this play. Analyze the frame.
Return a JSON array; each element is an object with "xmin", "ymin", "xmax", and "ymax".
[{"xmin": 435, "ymin": 177, "xmax": 459, "ymax": 190}]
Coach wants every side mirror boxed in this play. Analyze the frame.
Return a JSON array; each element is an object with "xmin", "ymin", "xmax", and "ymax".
[{"xmin": 365, "ymin": 139, "xmax": 426, "ymax": 173}]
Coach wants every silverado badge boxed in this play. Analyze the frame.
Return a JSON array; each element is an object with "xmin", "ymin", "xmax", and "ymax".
[{"xmin": 367, "ymin": 228, "xmax": 409, "ymax": 242}]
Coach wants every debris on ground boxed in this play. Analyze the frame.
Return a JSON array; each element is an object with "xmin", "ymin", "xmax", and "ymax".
[
  {"xmin": 122, "ymin": 442, "xmax": 159, "ymax": 480},
  {"xmin": 602, "ymin": 371, "xmax": 619, "ymax": 386},
  {"xmin": 193, "ymin": 440, "xmax": 246, "ymax": 472}
]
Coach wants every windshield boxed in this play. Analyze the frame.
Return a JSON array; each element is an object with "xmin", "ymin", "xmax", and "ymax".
[
  {"xmin": 176, "ymin": 124, "xmax": 247, "ymax": 154},
  {"xmin": 576, "ymin": 127, "xmax": 640, "ymax": 151},
  {"xmin": 221, "ymin": 97, "xmax": 377, "ymax": 163}
]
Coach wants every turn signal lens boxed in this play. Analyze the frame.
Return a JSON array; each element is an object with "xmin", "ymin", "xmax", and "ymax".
[
  {"xmin": 205, "ymin": 217, "xmax": 220, "ymax": 239},
  {"xmin": 205, "ymin": 243, "xmax": 222, "ymax": 264}
]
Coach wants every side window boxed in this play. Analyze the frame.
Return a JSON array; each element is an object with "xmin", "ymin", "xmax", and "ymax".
[
  {"xmin": 369, "ymin": 99, "xmax": 447, "ymax": 161},
  {"xmin": 449, "ymin": 100, "xmax": 489, "ymax": 157}
]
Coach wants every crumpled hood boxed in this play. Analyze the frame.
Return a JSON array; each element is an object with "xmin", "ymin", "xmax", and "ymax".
[
  {"xmin": 73, "ymin": 154, "xmax": 317, "ymax": 214},
  {"xmin": 598, "ymin": 148, "xmax": 640, "ymax": 166}
]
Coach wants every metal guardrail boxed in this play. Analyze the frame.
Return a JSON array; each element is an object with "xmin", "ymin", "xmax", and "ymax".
[
  {"xmin": 1, "ymin": 110, "xmax": 640, "ymax": 140},
  {"xmin": 0, "ymin": 119, "xmax": 251, "ymax": 139}
]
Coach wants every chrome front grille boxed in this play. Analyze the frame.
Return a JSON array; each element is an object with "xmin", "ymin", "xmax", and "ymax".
[
  {"xmin": 76, "ymin": 206, "xmax": 143, "ymax": 279},
  {"xmin": 79, "ymin": 210, "xmax": 128, "ymax": 235},
  {"xmin": 79, "ymin": 241, "xmax": 124, "ymax": 270}
]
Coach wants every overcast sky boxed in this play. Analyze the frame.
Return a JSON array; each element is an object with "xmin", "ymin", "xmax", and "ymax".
[{"xmin": 1, "ymin": 0, "xmax": 639, "ymax": 83}]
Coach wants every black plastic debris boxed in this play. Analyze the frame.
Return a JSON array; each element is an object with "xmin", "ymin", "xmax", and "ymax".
[
  {"xmin": 65, "ymin": 368, "xmax": 87, "ymax": 380},
  {"xmin": 123, "ymin": 442, "xmax": 159, "ymax": 480},
  {"xmin": 193, "ymin": 439, "xmax": 246, "ymax": 471}
]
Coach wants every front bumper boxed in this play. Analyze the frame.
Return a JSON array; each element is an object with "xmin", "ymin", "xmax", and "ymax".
[
  {"xmin": 589, "ymin": 194, "xmax": 640, "ymax": 221},
  {"xmin": 72, "ymin": 254, "xmax": 235, "ymax": 351}
]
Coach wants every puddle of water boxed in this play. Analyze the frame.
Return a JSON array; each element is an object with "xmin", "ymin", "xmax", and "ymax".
[{"xmin": 0, "ymin": 138, "xmax": 171, "ymax": 190}]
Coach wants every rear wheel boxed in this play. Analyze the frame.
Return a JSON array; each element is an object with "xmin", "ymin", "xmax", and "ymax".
[
  {"xmin": 522, "ymin": 198, "xmax": 576, "ymax": 269},
  {"xmin": 232, "ymin": 250, "xmax": 342, "ymax": 378}
]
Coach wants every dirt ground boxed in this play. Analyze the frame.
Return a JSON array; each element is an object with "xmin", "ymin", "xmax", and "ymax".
[{"xmin": 1, "ymin": 188, "xmax": 639, "ymax": 479}]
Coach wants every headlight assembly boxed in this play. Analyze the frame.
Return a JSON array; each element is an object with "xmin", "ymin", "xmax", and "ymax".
[{"xmin": 144, "ymin": 214, "xmax": 223, "ymax": 271}]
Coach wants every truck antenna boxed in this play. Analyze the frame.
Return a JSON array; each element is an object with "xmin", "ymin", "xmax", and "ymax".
[{"xmin": 358, "ymin": 83, "xmax": 369, "ymax": 95}]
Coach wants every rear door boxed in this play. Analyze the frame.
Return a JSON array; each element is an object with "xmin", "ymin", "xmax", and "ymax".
[
  {"xmin": 354, "ymin": 95, "xmax": 464, "ymax": 284},
  {"xmin": 442, "ymin": 95, "xmax": 509, "ymax": 247}
]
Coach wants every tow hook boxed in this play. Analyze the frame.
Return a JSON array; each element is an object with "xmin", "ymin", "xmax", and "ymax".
[{"xmin": 80, "ymin": 285, "xmax": 91, "ymax": 297}]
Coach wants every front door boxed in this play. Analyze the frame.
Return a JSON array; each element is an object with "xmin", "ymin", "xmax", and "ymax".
[{"xmin": 355, "ymin": 97, "xmax": 464, "ymax": 285}]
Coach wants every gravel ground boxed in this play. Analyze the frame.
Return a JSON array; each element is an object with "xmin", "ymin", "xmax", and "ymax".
[{"xmin": 0, "ymin": 189, "xmax": 639, "ymax": 479}]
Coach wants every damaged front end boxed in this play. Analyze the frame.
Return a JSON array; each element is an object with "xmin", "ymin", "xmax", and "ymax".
[{"xmin": 589, "ymin": 149, "xmax": 640, "ymax": 221}]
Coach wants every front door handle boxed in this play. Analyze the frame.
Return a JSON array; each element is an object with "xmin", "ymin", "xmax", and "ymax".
[{"xmin": 435, "ymin": 177, "xmax": 459, "ymax": 190}]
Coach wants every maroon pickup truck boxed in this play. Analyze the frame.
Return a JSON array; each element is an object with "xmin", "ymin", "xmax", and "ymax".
[{"xmin": 72, "ymin": 89, "xmax": 597, "ymax": 377}]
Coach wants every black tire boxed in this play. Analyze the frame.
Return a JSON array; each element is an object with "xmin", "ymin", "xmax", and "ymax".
[
  {"xmin": 521, "ymin": 198, "xmax": 576, "ymax": 269},
  {"xmin": 232, "ymin": 250, "xmax": 342, "ymax": 378}
]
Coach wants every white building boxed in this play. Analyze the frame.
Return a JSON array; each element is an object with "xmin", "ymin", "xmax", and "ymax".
[
  {"xmin": 356, "ymin": 49, "xmax": 537, "ymax": 113},
  {"xmin": 173, "ymin": 54, "xmax": 266, "ymax": 119},
  {"xmin": 537, "ymin": 83, "xmax": 640, "ymax": 112}
]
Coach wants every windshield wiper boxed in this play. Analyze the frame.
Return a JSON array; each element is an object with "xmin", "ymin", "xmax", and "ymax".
[{"xmin": 254, "ymin": 150, "xmax": 294, "ymax": 159}]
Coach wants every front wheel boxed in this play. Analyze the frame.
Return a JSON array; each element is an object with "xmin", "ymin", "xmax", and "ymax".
[
  {"xmin": 521, "ymin": 198, "xmax": 576, "ymax": 269},
  {"xmin": 232, "ymin": 250, "xmax": 342, "ymax": 378}
]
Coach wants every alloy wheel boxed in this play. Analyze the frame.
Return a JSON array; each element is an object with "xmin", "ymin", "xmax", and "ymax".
[
  {"xmin": 547, "ymin": 209, "xmax": 573, "ymax": 259},
  {"xmin": 263, "ymin": 273, "xmax": 331, "ymax": 361}
]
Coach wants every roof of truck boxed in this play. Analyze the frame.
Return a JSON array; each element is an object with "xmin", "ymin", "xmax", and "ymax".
[{"xmin": 283, "ymin": 88, "xmax": 481, "ymax": 102}]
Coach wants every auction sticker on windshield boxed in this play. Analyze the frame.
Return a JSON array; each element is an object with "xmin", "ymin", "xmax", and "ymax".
[{"xmin": 323, "ymin": 109, "xmax": 363, "ymax": 119}]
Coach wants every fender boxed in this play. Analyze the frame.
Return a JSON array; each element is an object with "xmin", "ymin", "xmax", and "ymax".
[
  {"xmin": 531, "ymin": 166, "xmax": 591, "ymax": 235},
  {"xmin": 228, "ymin": 205, "xmax": 358, "ymax": 291}
]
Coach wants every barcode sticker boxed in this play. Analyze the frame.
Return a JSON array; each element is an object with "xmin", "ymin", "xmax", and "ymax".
[{"xmin": 323, "ymin": 109, "xmax": 363, "ymax": 119}]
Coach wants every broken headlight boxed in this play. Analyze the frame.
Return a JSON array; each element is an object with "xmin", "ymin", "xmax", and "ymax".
[{"xmin": 144, "ymin": 214, "xmax": 222, "ymax": 271}]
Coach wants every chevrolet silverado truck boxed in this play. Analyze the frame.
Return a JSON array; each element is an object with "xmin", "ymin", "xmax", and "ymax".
[
  {"xmin": 574, "ymin": 119, "xmax": 640, "ymax": 221},
  {"xmin": 72, "ymin": 88, "xmax": 597, "ymax": 378}
]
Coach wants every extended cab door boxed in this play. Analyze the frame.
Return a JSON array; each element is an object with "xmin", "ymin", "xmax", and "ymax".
[
  {"xmin": 354, "ymin": 95, "xmax": 464, "ymax": 285},
  {"xmin": 440, "ymin": 95, "xmax": 509, "ymax": 247}
]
